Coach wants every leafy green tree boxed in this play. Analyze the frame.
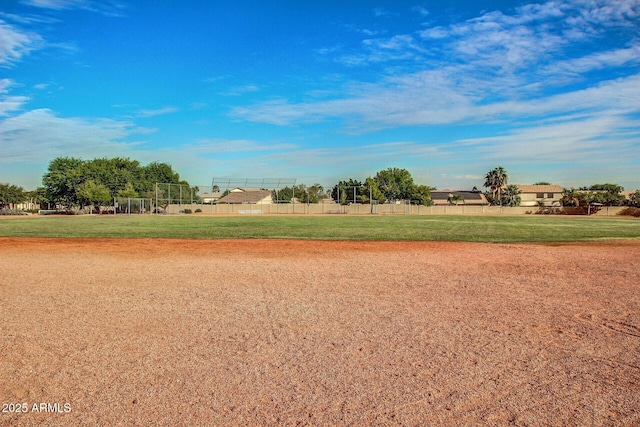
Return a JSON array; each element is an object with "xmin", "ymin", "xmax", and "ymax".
[
  {"xmin": 42, "ymin": 157, "xmax": 192, "ymax": 209},
  {"xmin": 117, "ymin": 182, "xmax": 139, "ymax": 198},
  {"xmin": 272, "ymin": 186, "xmax": 294, "ymax": 203},
  {"xmin": 331, "ymin": 179, "xmax": 365, "ymax": 205},
  {"xmin": 575, "ymin": 183, "xmax": 626, "ymax": 206},
  {"xmin": 629, "ymin": 190, "xmax": 640, "ymax": 207},
  {"xmin": 296, "ymin": 184, "xmax": 327, "ymax": 204},
  {"xmin": 361, "ymin": 177, "xmax": 385, "ymax": 204},
  {"xmin": 374, "ymin": 167, "xmax": 415, "ymax": 202},
  {"xmin": 484, "ymin": 167, "xmax": 508, "ymax": 205},
  {"xmin": 0, "ymin": 182, "xmax": 26, "ymax": 209},
  {"xmin": 142, "ymin": 161, "xmax": 184, "ymax": 199},
  {"xmin": 76, "ymin": 180, "xmax": 112, "ymax": 212},
  {"xmin": 501, "ymin": 184, "xmax": 521, "ymax": 207},
  {"xmin": 42, "ymin": 157, "xmax": 85, "ymax": 208},
  {"xmin": 409, "ymin": 184, "xmax": 434, "ymax": 206},
  {"xmin": 331, "ymin": 170, "xmax": 432, "ymax": 205},
  {"xmin": 81, "ymin": 157, "xmax": 144, "ymax": 196}
]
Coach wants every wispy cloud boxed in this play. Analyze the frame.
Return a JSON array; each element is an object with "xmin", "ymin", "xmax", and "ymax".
[
  {"xmin": 219, "ymin": 84, "xmax": 259, "ymax": 97},
  {"xmin": 373, "ymin": 7, "xmax": 390, "ymax": 17},
  {"xmin": 412, "ymin": 6, "xmax": 429, "ymax": 17},
  {"xmin": 0, "ymin": 79, "xmax": 30, "ymax": 116},
  {"xmin": 136, "ymin": 106, "xmax": 178, "ymax": 118},
  {"xmin": 235, "ymin": 0, "xmax": 640, "ymax": 131},
  {"xmin": 20, "ymin": 0, "xmax": 126, "ymax": 17},
  {"xmin": 0, "ymin": 108, "xmax": 149, "ymax": 163},
  {"xmin": 0, "ymin": 19, "xmax": 43, "ymax": 67},
  {"xmin": 190, "ymin": 138, "xmax": 297, "ymax": 154}
]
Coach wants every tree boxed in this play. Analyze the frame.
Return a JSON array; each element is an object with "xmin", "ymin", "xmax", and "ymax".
[
  {"xmin": 364, "ymin": 176, "xmax": 386, "ymax": 204},
  {"xmin": 409, "ymin": 184, "xmax": 434, "ymax": 206},
  {"xmin": 117, "ymin": 182, "xmax": 138, "ymax": 198},
  {"xmin": 629, "ymin": 190, "xmax": 640, "ymax": 207},
  {"xmin": 374, "ymin": 167, "xmax": 415, "ymax": 202},
  {"xmin": 142, "ymin": 161, "xmax": 185, "ymax": 198},
  {"xmin": 0, "ymin": 182, "xmax": 26, "ymax": 209},
  {"xmin": 501, "ymin": 184, "xmax": 521, "ymax": 207},
  {"xmin": 272, "ymin": 187, "xmax": 294, "ymax": 203},
  {"xmin": 562, "ymin": 188, "xmax": 580, "ymax": 207},
  {"xmin": 296, "ymin": 184, "xmax": 327, "ymax": 204},
  {"xmin": 76, "ymin": 180, "xmax": 112, "ymax": 213},
  {"xmin": 574, "ymin": 183, "xmax": 626, "ymax": 206},
  {"xmin": 42, "ymin": 157, "xmax": 85, "ymax": 208},
  {"xmin": 42, "ymin": 157, "xmax": 192, "ymax": 209},
  {"xmin": 484, "ymin": 167, "xmax": 508, "ymax": 205},
  {"xmin": 447, "ymin": 193, "xmax": 464, "ymax": 206},
  {"xmin": 81, "ymin": 157, "xmax": 144, "ymax": 196},
  {"xmin": 331, "ymin": 179, "xmax": 365, "ymax": 205}
]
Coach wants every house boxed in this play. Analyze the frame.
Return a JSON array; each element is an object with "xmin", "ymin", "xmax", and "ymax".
[
  {"xmin": 516, "ymin": 184, "xmax": 563, "ymax": 207},
  {"xmin": 200, "ymin": 192, "xmax": 223, "ymax": 204},
  {"xmin": 215, "ymin": 188, "xmax": 273, "ymax": 204},
  {"xmin": 430, "ymin": 190, "xmax": 489, "ymax": 206}
]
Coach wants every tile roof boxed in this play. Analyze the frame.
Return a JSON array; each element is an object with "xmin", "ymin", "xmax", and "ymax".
[
  {"xmin": 217, "ymin": 189, "xmax": 272, "ymax": 204},
  {"xmin": 516, "ymin": 185, "xmax": 563, "ymax": 193},
  {"xmin": 430, "ymin": 191, "xmax": 488, "ymax": 205}
]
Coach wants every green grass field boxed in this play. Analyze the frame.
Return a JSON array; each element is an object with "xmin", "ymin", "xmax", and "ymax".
[{"xmin": 1, "ymin": 214, "xmax": 640, "ymax": 242}]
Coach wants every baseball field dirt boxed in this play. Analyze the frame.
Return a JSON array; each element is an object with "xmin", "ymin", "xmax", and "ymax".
[{"xmin": 1, "ymin": 237, "xmax": 639, "ymax": 426}]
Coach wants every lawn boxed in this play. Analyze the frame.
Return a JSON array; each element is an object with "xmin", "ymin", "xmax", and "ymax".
[{"xmin": 1, "ymin": 214, "xmax": 640, "ymax": 242}]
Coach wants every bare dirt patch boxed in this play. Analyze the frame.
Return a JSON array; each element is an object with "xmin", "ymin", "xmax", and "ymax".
[{"xmin": 1, "ymin": 238, "xmax": 639, "ymax": 426}]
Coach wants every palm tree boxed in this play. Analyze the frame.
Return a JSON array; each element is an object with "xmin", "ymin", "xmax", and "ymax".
[
  {"xmin": 447, "ymin": 193, "xmax": 464, "ymax": 205},
  {"xmin": 501, "ymin": 184, "xmax": 521, "ymax": 207},
  {"xmin": 562, "ymin": 188, "xmax": 580, "ymax": 207},
  {"xmin": 484, "ymin": 167, "xmax": 508, "ymax": 205}
]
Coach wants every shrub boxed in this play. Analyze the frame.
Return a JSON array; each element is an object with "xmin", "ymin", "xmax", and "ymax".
[
  {"xmin": 195, "ymin": 208, "xmax": 202, "ymax": 213},
  {"xmin": 183, "ymin": 209, "xmax": 192, "ymax": 214},
  {"xmin": 38, "ymin": 209, "xmax": 82, "ymax": 215},
  {"xmin": 618, "ymin": 207, "xmax": 640, "ymax": 218},
  {"xmin": 0, "ymin": 208, "xmax": 27, "ymax": 215}
]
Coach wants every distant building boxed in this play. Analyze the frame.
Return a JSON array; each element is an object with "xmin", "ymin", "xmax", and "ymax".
[
  {"xmin": 430, "ymin": 190, "xmax": 489, "ymax": 206},
  {"xmin": 516, "ymin": 184, "xmax": 563, "ymax": 207},
  {"xmin": 200, "ymin": 192, "xmax": 223, "ymax": 204},
  {"xmin": 215, "ymin": 188, "xmax": 273, "ymax": 204}
]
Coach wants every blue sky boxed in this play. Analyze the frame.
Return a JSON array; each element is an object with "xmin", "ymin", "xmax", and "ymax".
[{"xmin": 1, "ymin": 0, "xmax": 639, "ymax": 191}]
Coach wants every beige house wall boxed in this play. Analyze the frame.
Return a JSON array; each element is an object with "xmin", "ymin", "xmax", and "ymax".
[{"xmin": 519, "ymin": 192, "xmax": 563, "ymax": 207}]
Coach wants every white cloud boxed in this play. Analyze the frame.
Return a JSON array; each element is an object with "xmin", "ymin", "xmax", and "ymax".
[
  {"xmin": 373, "ymin": 7, "xmax": 390, "ymax": 17},
  {"xmin": 0, "ymin": 109, "xmax": 149, "ymax": 163},
  {"xmin": 136, "ymin": 106, "xmax": 178, "ymax": 118},
  {"xmin": 236, "ymin": 0, "xmax": 640, "ymax": 132},
  {"xmin": 0, "ymin": 19, "xmax": 43, "ymax": 66},
  {"xmin": 0, "ymin": 79, "xmax": 30, "ymax": 116},
  {"xmin": 412, "ymin": 6, "xmax": 430, "ymax": 17},
  {"xmin": 447, "ymin": 113, "xmax": 640, "ymax": 187},
  {"xmin": 219, "ymin": 85, "xmax": 259, "ymax": 97},
  {"xmin": 20, "ymin": 0, "xmax": 126, "ymax": 16},
  {"xmin": 190, "ymin": 138, "xmax": 297, "ymax": 154}
]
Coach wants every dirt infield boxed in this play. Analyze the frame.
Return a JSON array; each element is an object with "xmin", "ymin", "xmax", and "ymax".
[{"xmin": 1, "ymin": 237, "xmax": 639, "ymax": 426}]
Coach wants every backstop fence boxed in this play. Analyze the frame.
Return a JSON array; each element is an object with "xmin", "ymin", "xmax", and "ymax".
[{"xmin": 114, "ymin": 197, "xmax": 153, "ymax": 214}]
